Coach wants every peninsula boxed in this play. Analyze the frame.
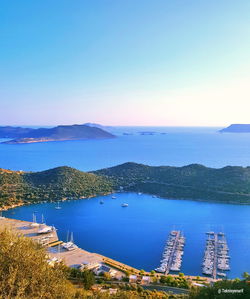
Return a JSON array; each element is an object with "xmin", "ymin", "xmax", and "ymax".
[
  {"xmin": 1, "ymin": 162, "xmax": 250, "ymax": 209},
  {"xmin": 0, "ymin": 124, "xmax": 115, "ymax": 144},
  {"xmin": 220, "ymin": 124, "xmax": 250, "ymax": 133}
]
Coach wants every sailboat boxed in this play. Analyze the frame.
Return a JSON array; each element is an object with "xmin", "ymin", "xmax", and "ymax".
[
  {"xmin": 30, "ymin": 213, "xmax": 39, "ymax": 227},
  {"xmin": 55, "ymin": 202, "xmax": 62, "ymax": 209},
  {"xmin": 41, "ymin": 214, "xmax": 45, "ymax": 224},
  {"xmin": 62, "ymin": 232, "xmax": 78, "ymax": 251}
]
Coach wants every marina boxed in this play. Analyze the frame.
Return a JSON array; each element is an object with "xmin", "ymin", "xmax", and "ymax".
[
  {"xmin": 0, "ymin": 215, "xmax": 215, "ymax": 286},
  {"xmin": 2, "ymin": 193, "xmax": 249, "ymax": 278},
  {"xmin": 155, "ymin": 230, "xmax": 185, "ymax": 274},
  {"xmin": 202, "ymin": 232, "xmax": 230, "ymax": 279}
]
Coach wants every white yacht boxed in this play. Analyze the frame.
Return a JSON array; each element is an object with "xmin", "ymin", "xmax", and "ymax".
[
  {"xmin": 37, "ymin": 224, "xmax": 54, "ymax": 234},
  {"xmin": 121, "ymin": 203, "xmax": 128, "ymax": 207},
  {"xmin": 62, "ymin": 232, "xmax": 78, "ymax": 251}
]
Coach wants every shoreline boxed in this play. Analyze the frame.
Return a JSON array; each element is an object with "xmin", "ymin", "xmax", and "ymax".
[
  {"xmin": 2, "ymin": 189, "xmax": 249, "ymax": 213},
  {"xmin": 0, "ymin": 202, "xmax": 26, "ymax": 211},
  {"xmin": 2, "ymin": 136, "xmax": 116, "ymax": 145},
  {"xmin": 3, "ymin": 197, "xmax": 246, "ymax": 279},
  {"xmin": 0, "ymin": 216, "xmax": 217, "ymax": 285},
  {"xmin": 0, "ymin": 191, "xmax": 114, "ymax": 212}
]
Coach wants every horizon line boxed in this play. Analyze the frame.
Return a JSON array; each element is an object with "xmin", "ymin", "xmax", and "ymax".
[{"xmin": 0, "ymin": 124, "xmax": 228, "ymax": 128}]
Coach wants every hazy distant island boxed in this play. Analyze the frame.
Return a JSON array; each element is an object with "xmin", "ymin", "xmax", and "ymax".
[
  {"xmin": 1, "ymin": 162, "xmax": 250, "ymax": 210},
  {"xmin": 0, "ymin": 124, "xmax": 115, "ymax": 144},
  {"xmin": 220, "ymin": 124, "xmax": 250, "ymax": 133},
  {"xmin": 83, "ymin": 122, "xmax": 113, "ymax": 130},
  {"xmin": 139, "ymin": 131, "xmax": 156, "ymax": 135}
]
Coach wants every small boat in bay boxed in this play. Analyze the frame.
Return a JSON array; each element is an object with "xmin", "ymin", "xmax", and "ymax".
[
  {"xmin": 55, "ymin": 202, "xmax": 62, "ymax": 209},
  {"xmin": 121, "ymin": 203, "xmax": 128, "ymax": 207}
]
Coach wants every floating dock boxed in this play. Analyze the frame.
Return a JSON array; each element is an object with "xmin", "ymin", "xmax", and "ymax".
[
  {"xmin": 202, "ymin": 232, "xmax": 230, "ymax": 279},
  {"xmin": 155, "ymin": 230, "xmax": 185, "ymax": 274}
]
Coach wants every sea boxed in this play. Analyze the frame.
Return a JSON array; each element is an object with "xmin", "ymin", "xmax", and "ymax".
[{"xmin": 1, "ymin": 126, "xmax": 250, "ymax": 278}]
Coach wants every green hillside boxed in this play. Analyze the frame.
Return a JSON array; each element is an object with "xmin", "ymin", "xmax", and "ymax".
[
  {"xmin": 1, "ymin": 162, "xmax": 250, "ymax": 209},
  {"xmin": 95, "ymin": 162, "xmax": 250, "ymax": 203},
  {"xmin": 0, "ymin": 167, "xmax": 113, "ymax": 209}
]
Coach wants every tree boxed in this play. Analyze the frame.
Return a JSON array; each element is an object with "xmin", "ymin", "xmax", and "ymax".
[
  {"xmin": 160, "ymin": 276, "xmax": 167, "ymax": 284},
  {"xmin": 0, "ymin": 229, "xmax": 82, "ymax": 298},
  {"xmin": 81, "ymin": 270, "xmax": 95, "ymax": 290},
  {"xmin": 152, "ymin": 276, "xmax": 158, "ymax": 284}
]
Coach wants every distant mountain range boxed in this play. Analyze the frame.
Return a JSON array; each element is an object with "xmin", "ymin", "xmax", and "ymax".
[
  {"xmin": 1, "ymin": 162, "xmax": 250, "ymax": 209},
  {"xmin": 0, "ymin": 125, "xmax": 115, "ymax": 144},
  {"xmin": 220, "ymin": 124, "xmax": 250, "ymax": 133}
]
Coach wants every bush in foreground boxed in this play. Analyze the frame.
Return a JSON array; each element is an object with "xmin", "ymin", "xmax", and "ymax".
[{"xmin": 0, "ymin": 229, "xmax": 84, "ymax": 299}]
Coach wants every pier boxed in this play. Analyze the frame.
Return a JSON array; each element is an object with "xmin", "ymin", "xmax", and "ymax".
[
  {"xmin": 202, "ymin": 232, "xmax": 230, "ymax": 279},
  {"xmin": 155, "ymin": 230, "xmax": 185, "ymax": 274}
]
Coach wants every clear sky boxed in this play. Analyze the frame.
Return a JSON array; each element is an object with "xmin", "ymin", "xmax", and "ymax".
[{"xmin": 0, "ymin": 0, "xmax": 249, "ymax": 126}]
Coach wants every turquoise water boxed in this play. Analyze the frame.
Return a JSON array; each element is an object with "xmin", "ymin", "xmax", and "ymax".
[
  {"xmin": 3, "ymin": 193, "xmax": 250, "ymax": 278},
  {"xmin": 1, "ymin": 127, "xmax": 250, "ymax": 277}
]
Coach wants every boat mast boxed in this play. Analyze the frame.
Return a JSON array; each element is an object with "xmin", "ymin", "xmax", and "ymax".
[{"xmin": 32, "ymin": 213, "xmax": 37, "ymax": 223}]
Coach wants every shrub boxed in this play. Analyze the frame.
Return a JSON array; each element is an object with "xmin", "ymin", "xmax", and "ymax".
[{"xmin": 0, "ymin": 229, "xmax": 81, "ymax": 298}]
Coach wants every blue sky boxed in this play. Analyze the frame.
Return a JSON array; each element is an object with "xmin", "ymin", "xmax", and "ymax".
[{"xmin": 0, "ymin": 0, "xmax": 249, "ymax": 126}]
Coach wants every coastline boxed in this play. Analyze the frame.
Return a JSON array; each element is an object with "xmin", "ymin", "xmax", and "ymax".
[
  {"xmin": 0, "ymin": 202, "xmax": 26, "ymax": 211},
  {"xmin": 2, "ymin": 188, "xmax": 249, "ymax": 213},
  {"xmin": 2, "ymin": 136, "xmax": 115, "ymax": 145},
  {"xmin": 0, "ymin": 216, "xmax": 217, "ymax": 285},
  {"xmin": 0, "ymin": 191, "xmax": 114, "ymax": 212},
  {"xmin": 3, "ymin": 195, "xmax": 248, "ymax": 280}
]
